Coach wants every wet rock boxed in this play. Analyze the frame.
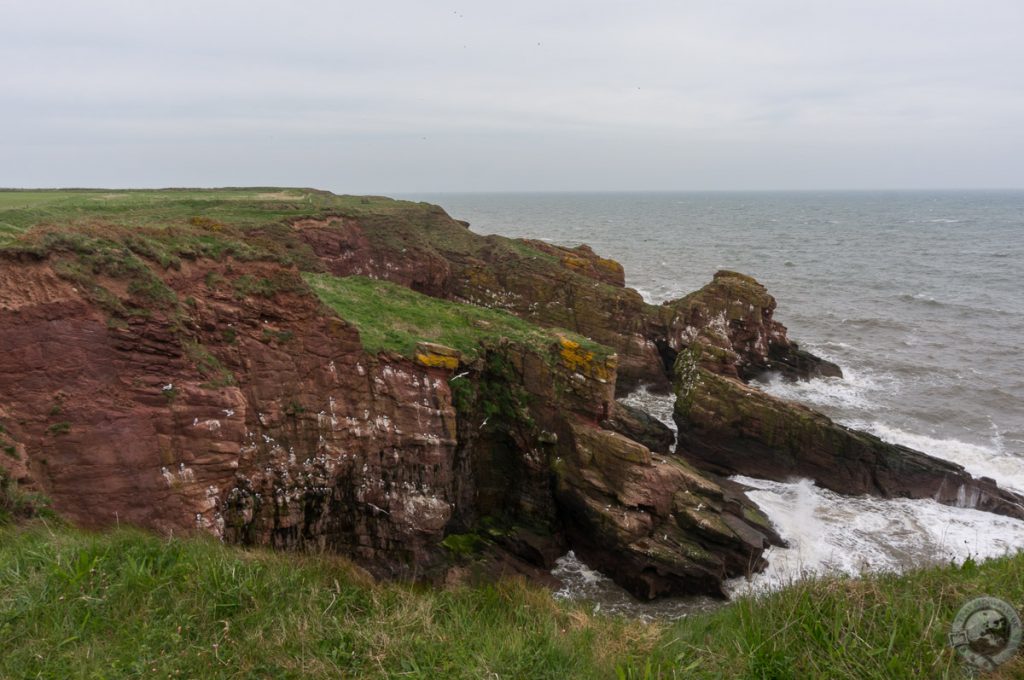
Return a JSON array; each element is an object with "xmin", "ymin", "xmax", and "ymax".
[
  {"xmin": 673, "ymin": 350, "xmax": 1024, "ymax": 520},
  {"xmin": 601, "ymin": 400, "xmax": 675, "ymax": 454},
  {"xmin": 553, "ymin": 419, "xmax": 783, "ymax": 599}
]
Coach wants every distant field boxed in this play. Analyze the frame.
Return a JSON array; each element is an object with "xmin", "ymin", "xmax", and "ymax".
[{"xmin": 0, "ymin": 188, "xmax": 424, "ymax": 248}]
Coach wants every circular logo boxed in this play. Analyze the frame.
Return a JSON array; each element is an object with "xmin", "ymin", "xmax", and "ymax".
[{"xmin": 949, "ymin": 596, "xmax": 1023, "ymax": 671}]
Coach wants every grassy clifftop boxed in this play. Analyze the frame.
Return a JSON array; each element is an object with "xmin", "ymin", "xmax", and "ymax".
[
  {"xmin": 1, "ymin": 520, "xmax": 1020, "ymax": 679},
  {"xmin": 304, "ymin": 273, "xmax": 611, "ymax": 362},
  {"xmin": 0, "ymin": 188, "xmax": 414, "ymax": 244}
]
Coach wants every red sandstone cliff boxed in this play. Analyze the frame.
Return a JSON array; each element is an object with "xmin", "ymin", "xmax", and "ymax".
[{"xmin": 2, "ymin": 190, "xmax": 1020, "ymax": 600}]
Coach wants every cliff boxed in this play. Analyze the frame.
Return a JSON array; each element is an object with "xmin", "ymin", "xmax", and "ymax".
[{"xmin": 0, "ymin": 189, "xmax": 1019, "ymax": 600}]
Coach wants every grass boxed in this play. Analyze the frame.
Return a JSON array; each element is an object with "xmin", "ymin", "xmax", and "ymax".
[
  {"xmin": 0, "ymin": 520, "xmax": 1022, "ymax": 678},
  {"xmin": 304, "ymin": 273, "xmax": 611, "ymax": 362},
  {"xmin": 0, "ymin": 188, "xmax": 418, "ymax": 241},
  {"xmin": 642, "ymin": 556, "xmax": 1024, "ymax": 679},
  {"xmin": 0, "ymin": 473, "xmax": 54, "ymax": 525},
  {"xmin": 0, "ymin": 522, "xmax": 648, "ymax": 679},
  {"xmin": 0, "ymin": 189, "xmax": 440, "ymax": 274}
]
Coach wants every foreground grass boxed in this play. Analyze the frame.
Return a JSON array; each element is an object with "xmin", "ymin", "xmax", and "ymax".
[
  {"xmin": 2, "ymin": 522, "xmax": 1022, "ymax": 678},
  {"xmin": 0, "ymin": 523, "xmax": 650, "ymax": 679},
  {"xmin": 653, "ymin": 557, "xmax": 1024, "ymax": 679}
]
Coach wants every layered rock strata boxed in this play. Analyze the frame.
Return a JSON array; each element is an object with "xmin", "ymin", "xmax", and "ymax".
[
  {"xmin": 673, "ymin": 354, "xmax": 1024, "ymax": 519},
  {"xmin": 3, "ymin": 190, "xmax": 1022, "ymax": 602}
]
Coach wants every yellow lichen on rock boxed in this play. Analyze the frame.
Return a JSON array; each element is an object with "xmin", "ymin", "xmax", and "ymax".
[
  {"xmin": 415, "ymin": 352, "xmax": 460, "ymax": 370},
  {"xmin": 594, "ymin": 256, "xmax": 624, "ymax": 275},
  {"xmin": 561, "ymin": 255, "xmax": 592, "ymax": 271},
  {"xmin": 558, "ymin": 336, "xmax": 592, "ymax": 372},
  {"xmin": 414, "ymin": 342, "xmax": 461, "ymax": 370},
  {"xmin": 557, "ymin": 335, "xmax": 616, "ymax": 382}
]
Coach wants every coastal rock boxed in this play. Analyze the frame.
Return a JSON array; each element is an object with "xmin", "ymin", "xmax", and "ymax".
[
  {"xmin": 0, "ymin": 257, "xmax": 465, "ymax": 577},
  {"xmin": 601, "ymin": 400, "xmax": 675, "ymax": 454},
  {"xmin": 673, "ymin": 350, "xmax": 1024, "ymax": 520},
  {"xmin": 11, "ymin": 189, "xmax": 986, "ymax": 603},
  {"xmin": 519, "ymin": 240, "xmax": 627, "ymax": 287},
  {"xmin": 0, "ymin": 235, "xmax": 778, "ymax": 598},
  {"xmin": 660, "ymin": 270, "xmax": 842, "ymax": 381},
  {"xmin": 291, "ymin": 212, "xmax": 669, "ymax": 392},
  {"xmin": 554, "ymin": 419, "xmax": 782, "ymax": 599}
]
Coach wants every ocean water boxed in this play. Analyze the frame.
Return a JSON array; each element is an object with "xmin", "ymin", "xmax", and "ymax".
[{"xmin": 403, "ymin": 191, "xmax": 1024, "ymax": 614}]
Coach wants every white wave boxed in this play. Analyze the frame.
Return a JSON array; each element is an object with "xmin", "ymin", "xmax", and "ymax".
[
  {"xmin": 753, "ymin": 366, "xmax": 888, "ymax": 413},
  {"xmin": 551, "ymin": 551, "xmax": 720, "ymax": 621},
  {"xmin": 632, "ymin": 287, "xmax": 656, "ymax": 304},
  {"xmin": 619, "ymin": 386, "xmax": 677, "ymax": 433},
  {"xmin": 728, "ymin": 476, "xmax": 1024, "ymax": 596},
  {"xmin": 552, "ymin": 550, "xmax": 608, "ymax": 599}
]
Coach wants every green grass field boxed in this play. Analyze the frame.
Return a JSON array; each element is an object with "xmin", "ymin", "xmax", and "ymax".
[
  {"xmin": 1, "ymin": 519, "xmax": 1021, "ymax": 679},
  {"xmin": 0, "ymin": 188, "xmax": 429, "ymax": 249}
]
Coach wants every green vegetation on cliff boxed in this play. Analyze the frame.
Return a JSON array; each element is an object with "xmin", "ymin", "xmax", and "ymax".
[
  {"xmin": 0, "ymin": 189, "xmax": 427, "ymax": 275},
  {"xmin": 304, "ymin": 272, "xmax": 610, "ymax": 361},
  {"xmin": 1, "ymin": 521, "xmax": 1020, "ymax": 679}
]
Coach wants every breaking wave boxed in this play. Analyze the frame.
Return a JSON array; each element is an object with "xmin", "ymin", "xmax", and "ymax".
[{"xmin": 728, "ymin": 476, "xmax": 1024, "ymax": 596}]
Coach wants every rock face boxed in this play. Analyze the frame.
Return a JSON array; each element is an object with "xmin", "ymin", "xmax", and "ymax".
[
  {"xmin": 601, "ymin": 400, "xmax": 675, "ymax": 454},
  {"xmin": 659, "ymin": 270, "xmax": 842, "ymax": 382},
  {"xmin": 3, "ymin": 189, "xmax": 1021, "ymax": 601},
  {"xmin": 294, "ymin": 213, "xmax": 669, "ymax": 392},
  {"xmin": 673, "ymin": 350, "xmax": 1024, "ymax": 520},
  {"xmin": 0, "ymin": 258, "xmax": 465, "ymax": 576},
  {"xmin": 554, "ymin": 419, "xmax": 782, "ymax": 598},
  {"xmin": 0, "ymin": 224, "xmax": 782, "ymax": 598}
]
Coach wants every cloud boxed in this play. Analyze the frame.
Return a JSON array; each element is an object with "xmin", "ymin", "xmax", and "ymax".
[{"xmin": 2, "ymin": 0, "xmax": 1023, "ymax": 190}]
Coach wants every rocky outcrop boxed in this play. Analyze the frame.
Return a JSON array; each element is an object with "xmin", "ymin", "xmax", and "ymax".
[
  {"xmin": 518, "ymin": 241, "xmax": 627, "ymax": 288},
  {"xmin": 0, "ymin": 231, "xmax": 780, "ymax": 598},
  {"xmin": 673, "ymin": 350, "xmax": 1024, "ymax": 520},
  {"xmin": 0, "ymin": 257, "xmax": 467, "ymax": 576},
  {"xmin": 659, "ymin": 270, "xmax": 841, "ymax": 382},
  {"xmin": 554, "ymin": 419, "xmax": 782, "ymax": 598},
  {"xmin": 293, "ymin": 213, "xmax": 669, "ymax": 392},
  {"xmin": 296, "ymin": 212, "xmax": 841, "ymax": 394}
]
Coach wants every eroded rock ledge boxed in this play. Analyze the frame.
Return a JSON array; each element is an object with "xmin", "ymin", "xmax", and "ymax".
[{"xmin": 1, "ymin": 189, "xmax": 1020, "ymax": 601}]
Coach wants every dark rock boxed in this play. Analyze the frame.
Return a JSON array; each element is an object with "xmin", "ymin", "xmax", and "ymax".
[
  {"xmin": 553, "ymin": 419, "xmax": 782, "ymax": 599},
  {"xmin": 673, "ymin": 350, "xmax": 1024, "ymax": 520},
  {"xmin": 601, "ymin": 400, "xmax": 675, "ymax": 454}
]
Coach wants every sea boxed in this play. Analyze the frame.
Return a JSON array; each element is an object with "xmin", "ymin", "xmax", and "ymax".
[{"xmin": 401, "ymin": 190, "xmax": 1024, "ymax": 618}]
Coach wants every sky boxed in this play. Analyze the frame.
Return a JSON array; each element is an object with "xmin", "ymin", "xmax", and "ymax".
[{"xmin": 3, "ymin": 0, "xmax": 1024, "ymax": 192}]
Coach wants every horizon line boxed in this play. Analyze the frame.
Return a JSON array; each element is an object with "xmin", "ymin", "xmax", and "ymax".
[{"xmin": 3, "ymin": 185, "xmax": 1024, "ymax": 195}]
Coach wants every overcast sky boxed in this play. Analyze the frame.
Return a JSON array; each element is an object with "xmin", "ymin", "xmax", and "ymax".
[{"xmin": 3, "ymin": 1, "xmax": 1024, "ymax": 192}]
